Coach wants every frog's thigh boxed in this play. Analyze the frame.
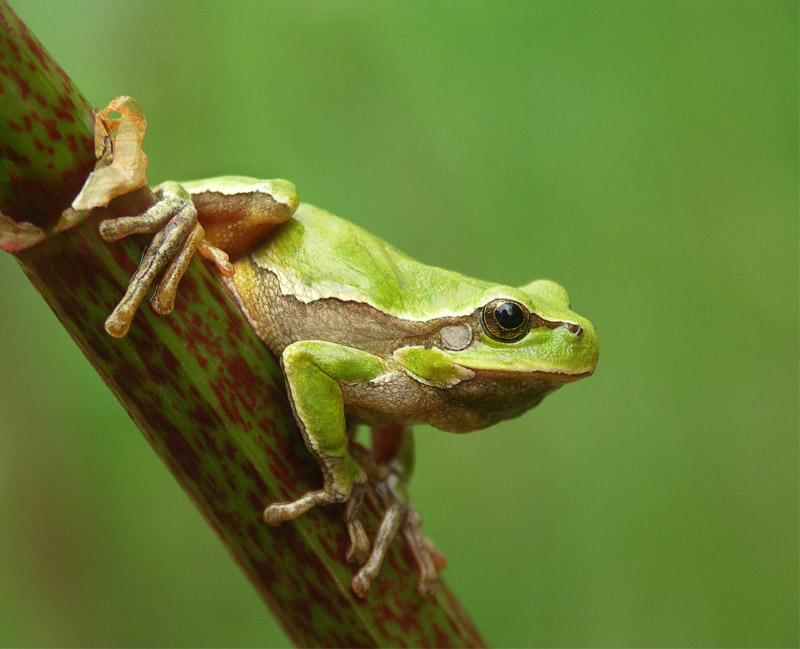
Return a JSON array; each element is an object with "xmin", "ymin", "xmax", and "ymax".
[
  {"xmin": 281, "ymin": 340, "xmax": 384, "ymax": 486},
  {"xmin": 178, "ymin": 177, "xmax": 299, "ymax": 260}
]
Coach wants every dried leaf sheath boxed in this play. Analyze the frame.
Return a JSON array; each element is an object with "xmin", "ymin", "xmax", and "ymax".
[{"xmin": 0, "ymin": 2, "xmax": 485, "ymax": 647}]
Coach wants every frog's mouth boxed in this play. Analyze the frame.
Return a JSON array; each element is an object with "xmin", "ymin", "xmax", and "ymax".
[
  {"xmin": 470, "ymin": 366, "xmax": 596, "ymax": 384},
  {"xmin": 545, "ymin": 369, "xmax": 595, "ymax": 383}
]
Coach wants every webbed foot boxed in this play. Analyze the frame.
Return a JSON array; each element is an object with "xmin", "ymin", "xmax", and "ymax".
[{"xmin": 350, "ymin": 463, "xmax": 443, "ymax": 599}]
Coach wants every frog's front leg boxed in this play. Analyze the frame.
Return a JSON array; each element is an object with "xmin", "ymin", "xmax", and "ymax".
[{"xmin": 265, "ymin": 340, "xmax": 388, "ymax": 566}]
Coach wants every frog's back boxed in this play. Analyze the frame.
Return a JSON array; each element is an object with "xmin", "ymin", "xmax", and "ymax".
[{"xmin": 249, "ymin": 203, "xmax": 492, "ymax": 321}]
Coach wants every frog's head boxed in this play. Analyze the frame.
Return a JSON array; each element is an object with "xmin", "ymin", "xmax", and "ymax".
[
  {"xmin": 436, "ymin": 278, "xmax": 598, "ymax": 381},
  {"xmin": 392, "ymin": 277, "xmax": 597, "ymax": 433},
  {"xmin": 391, "ymin": 278, "xmax": 598, "ymax": 432}
]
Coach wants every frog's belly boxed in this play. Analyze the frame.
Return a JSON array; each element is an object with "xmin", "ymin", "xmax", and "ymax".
[{"xmin": 341, "ymin": 370, "xmax": 561, "ymax": 433}]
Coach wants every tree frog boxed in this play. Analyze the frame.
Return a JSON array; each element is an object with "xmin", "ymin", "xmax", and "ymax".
[{"xmin": 99, "ymin": 177, "xmax": 598, "ymax": 598}]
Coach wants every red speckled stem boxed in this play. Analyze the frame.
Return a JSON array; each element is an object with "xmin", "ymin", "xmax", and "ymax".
[{"xmin": 0, "ymin": 2, "xmax": 486, "ymax": 647}]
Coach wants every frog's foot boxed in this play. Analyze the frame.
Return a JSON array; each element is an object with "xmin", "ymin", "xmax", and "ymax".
[
  {"xmin": 351, "ymin": 466, "xmax": 443, "ymax": 599},
  {"xmin": 401, "ymin": 505, "xmax": 441, "ymax": 598},
  {"xmin": 99, "ymin": 182, "xmax": 232, "ymax": 337},
  {"xmin": 351, "ymin": 497, "xmax": 405, "ymax": 598},
  {"xmin": 343, "ymin": 481, "xmax": 370, "ymax": 565},
  {"xmin": 263, "ymin": 464, "xmax": 370, "ymax": 566}
]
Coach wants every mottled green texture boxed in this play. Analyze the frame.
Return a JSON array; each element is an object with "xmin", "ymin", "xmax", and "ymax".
[
  {"xmin": 253, "ymin": 202, "xmax": 598, "ymax": 376},
  {"xmin": 256, "ymin": 203, "xmax": 495, "ymax": 319},
  {"xmin": 0, "ymin": 4, "xmax": 485, "ymax": 647}
]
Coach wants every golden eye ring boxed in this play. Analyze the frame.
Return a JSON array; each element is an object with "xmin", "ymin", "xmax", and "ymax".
[{"xmin": 480, "ymin": 299, "xmax": 530, "ymax": 343}]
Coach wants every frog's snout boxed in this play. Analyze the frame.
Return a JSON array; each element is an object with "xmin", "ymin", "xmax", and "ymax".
[{"xmin": 561, "ymin": 317, "xmax": 599, "ymax": 373}]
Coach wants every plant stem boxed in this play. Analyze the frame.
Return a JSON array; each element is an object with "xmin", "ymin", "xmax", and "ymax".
[{"xmin": 0, "ymin": 2, "xmax": 486, "ymax": 646}]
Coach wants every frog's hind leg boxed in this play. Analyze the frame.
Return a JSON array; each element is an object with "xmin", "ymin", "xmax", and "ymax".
[
  {"xmin": 351, "ymin": 425, "xmax": 443, "ymax": 598},
  {"xmin": 99, "ymin": 177, "xmax": 298, "ymax": 337},
  {"xmin": 99, "ymin": 182, "xmax": 213, "ymax": 337},
  {"xmin": 181, "ymin": 177, "xmax": 299, "ymax": 261},
  {"xmin": 263, "ymin": 340, "xmax": 386, "ymax": 566}
]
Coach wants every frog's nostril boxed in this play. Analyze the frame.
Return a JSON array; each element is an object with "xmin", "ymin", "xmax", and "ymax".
[{"xmin": 564, "ymin": 323, "xmax": 582, "ymax": 336}]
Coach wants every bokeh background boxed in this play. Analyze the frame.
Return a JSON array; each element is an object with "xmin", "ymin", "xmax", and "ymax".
[{"xmin": 0, "ymin": 1, "xmax": 797, "ymax": 647}]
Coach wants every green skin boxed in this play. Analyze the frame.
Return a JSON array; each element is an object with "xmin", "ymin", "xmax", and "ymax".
[{"xmin": 100, "ymin": 176, "xmax": 599, "ymax": 598}]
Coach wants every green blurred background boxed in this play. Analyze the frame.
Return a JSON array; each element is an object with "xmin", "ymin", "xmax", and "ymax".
[{"xmin": 1, "ymin": 1, "xmax": 797, "ymax": 647}]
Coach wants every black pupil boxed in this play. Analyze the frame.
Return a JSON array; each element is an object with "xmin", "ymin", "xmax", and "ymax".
[{"xmin": 495, "ymin": 302, "xmax": 524, "ymax": 329}]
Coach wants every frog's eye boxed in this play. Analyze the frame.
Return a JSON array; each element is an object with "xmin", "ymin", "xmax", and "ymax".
[{"xmin": 481, "ymin": 299, "xmax": 531, "ymax": 343}]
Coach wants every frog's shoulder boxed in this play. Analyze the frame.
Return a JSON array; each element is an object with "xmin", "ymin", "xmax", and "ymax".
[{"xmin": 250, "ymin": 203, "xmax": 493, "ymax": 320}]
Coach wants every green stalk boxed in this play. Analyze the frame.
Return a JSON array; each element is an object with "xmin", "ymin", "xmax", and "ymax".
[{"xmin": 0, "ymin": 2, "xmax": 486, "ymax": 647}]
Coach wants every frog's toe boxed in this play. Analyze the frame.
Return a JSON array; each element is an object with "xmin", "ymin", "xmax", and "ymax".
[
  {"xmin": 345, "ymin": 520, "xmax": 370, "ymax": 565},
  {"xmin": 399, "ymin": 505, "xmax": 444, "ymax": 598},
  {"xmin": 198, "ymin": 240, "xmax": 234, "ymax": 276},
  {"xmin": 151, "ymin": 223, "xmax": 205, "ymax": 314},
  {"xmin": 351, "ymin": 567, "xmax": 376, "ymax": 598},
  {"xmin": 105, "ymin": 310, "xmax": 133, "ymax": 338},
  {"xmin": 101, "ymin": 183, "xmax": 204, "ymax": 336},
  {"xmin": 262, "ymin": 488, "xmax": 340, "ymax": 525},
  {"xmin": 263, "ymin": 500, "xmax": 311, "ymax": 525},
  {"xmin": 263, "ymin": 503, "xmax": 290, "ymax": 526},
  {"xmin": 417, "ymin": 574, "xmax": 439, "ymax": 599},
  {"xmin": 98, "ymin": 192, "xmax": 186, "ymax": 242},
  {"xmin": 342, "ymin": 480, "xmax": 369, "ymax": 564}
]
